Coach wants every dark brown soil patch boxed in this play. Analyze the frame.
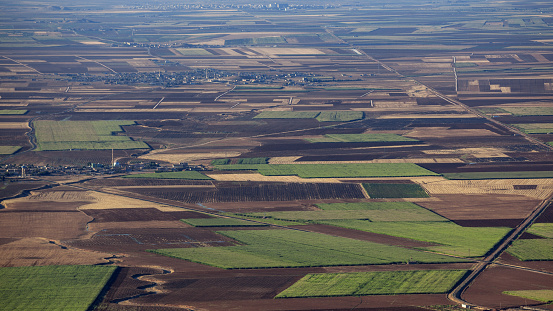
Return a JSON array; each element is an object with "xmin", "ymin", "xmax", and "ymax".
[
  {"xmin": 536, "ymin": 202, "xmax": 553, "ymax": 223},
  {"xmin": 157, "ymin": 275, "xmax": 301, "ymax": 301},
  {"xmin": 464, "ymin": 265, "xmax": 553, "ymax": 309},
  {"xmin": 418, "ymin": 194, "xmax": 540, "ymax": 221},
  {"xmin": 66, "ymin": 228, "xmax": 236, "ymax": 252},
  {"xmin": 452, "ymin": 219, "xmax": 522, "ymax": 228},
  {"xmin": 81, "ymin": 208, "xmax": 210, "ymax": 222}
]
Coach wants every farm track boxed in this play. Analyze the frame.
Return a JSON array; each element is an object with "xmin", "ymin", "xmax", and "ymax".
[{"xmin": 446, "ymin": 194, "xmax": 553, "ymax": 309}]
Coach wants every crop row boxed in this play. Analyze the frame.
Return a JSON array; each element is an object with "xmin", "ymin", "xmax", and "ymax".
[{"xmin": 127, "ymin": 182, "xmax": 365, "ymax": 203}]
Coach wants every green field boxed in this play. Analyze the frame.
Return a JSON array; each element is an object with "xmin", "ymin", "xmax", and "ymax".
[
  {"xmin": 307, "ymin": 133, "xmax": 417, "ymax": 143},
  {"xmin": 317, "ymin": 221, "xmax": 510, "ymax": 257},
  {"xmin": 34, "ymin": 120, "xmax": 149, "ymax": 151},
  {"xmin": 275, "ymin": 270, "xmax": 468, "ymax": 298},
  {"xmin": 244, "ymin": 202, "xmax": 446, "ymax": 222},
  {"xmin": 511, "ymin": 123, "xmax": 553, "ymax": 134},
  {"xmin": 503, "ymin": 290, "xmax": 553, "ymax": 303},
  {"xmin": 254, "ymin": 111, "xmax": 363, "ymax": 122},
  {"xmin": 0, "ymin": 146, "xmax": 21, "ymax": 155},
  {"xmin": 0, "ymin": 109, "xmax": 27, "ymax": 115},
  {"xmin": 507, "ymin": 239, "xmax": 553, "ymax": 261},
  {"xmin": 149, "ymin": 229, "xmax": 464, "ymax": 269},
  {"xmin": 181, "ymin": 218, "xmax": 268, "ymax": 227},
  {"xmin": 315, "ymin": 111, "xmax": 364, "ymax": 122},
  {"xmin": 0, "ymin": 265, "xmax": 117, "ymax": 311},
  {"xmin": 443, "ymin": 171, "xmax": 553, "ymax": 180},
  {"xmin": 503, "ymin": 107, "xmax": 553, "ymax": 116},
  {"xmin": 362, "ymin": 183, "xmax": 430, "ymax": 198},
  {"xmin": 123, "ymin": 171, "xmax": 212, "ymax": 180},
  {"xmin": 527, "ymin": 223, "xmax": 553, "ymax": 238},
  {"xmin": 236, "ymin": 157, "xmax": 269, "ymax": 164},
  {"xmin": 215, "ymin": 163, "xmax": 439, "ymax": 178},
  {"xmin": 211, "ymin": 158, "xmax": 230, "ymax": 165}
]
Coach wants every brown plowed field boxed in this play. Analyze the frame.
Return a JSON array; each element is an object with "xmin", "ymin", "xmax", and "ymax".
[
  {"xmin": 147, "ymin": 294, "xmax": 453, "ymax": 311},
  {"xmin": 81, "ymin": 208, "xmax": 210, "ymax": 222},
  {"xmin": 536, "ymin": 202, "xmax": 553, "ymax": 223},
  {"xmin": 66, "ymin": 228, "xmax": 237, "ymax": 252},
  {"xmin": 417, "ymin": 194, "xmax": 541, "ymax": 220},
  {"xmin": 0, "ymin": 210, "xmax": 92, "ymax": 240},
  {"xmin": 463, "ymin": 265, "xmax": 553, "ymax": 309}
]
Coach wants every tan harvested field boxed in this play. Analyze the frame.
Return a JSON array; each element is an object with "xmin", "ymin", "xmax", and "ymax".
[
  {"xmin": 79, "ymin": 191, "xmax": 182, "ymax": 211},
  {"xmin": 0, "ymin": 237, "xmax": 112, "ymax": 267},
  {"xmin": 420, "ymin": 178, "xmax": 553, "ymax": 199},
  {"xmin": 378, "ymin": 113, "xmax": 476, "ymax": 119},
  {"xmin": 0, "ymin": 122, "xmax": 29, "ymax": 129}
]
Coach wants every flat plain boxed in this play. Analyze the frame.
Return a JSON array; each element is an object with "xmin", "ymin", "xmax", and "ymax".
[{"xmin": 2, "ymin": 0, "xmax": 553, "ymax": 310}]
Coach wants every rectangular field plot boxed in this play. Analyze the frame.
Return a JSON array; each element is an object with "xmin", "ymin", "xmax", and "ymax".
[
  {"xmin": 307, "ymin": 133, "xmax": 417, "ymax": 143},
  {"xmin": 149, "ymin": 230, "xmax": 464, "ymax": 269},
  {"xmin": 527, "ymin": 223, "xmax": 553, "ymax": 238},
  {"xmin": 0, "ymin": 146, "xmax": 21, "ymax": 154},
  {"xmin": 126, "ymin": 182, "xmax": 365, "ymax": 203},
  {"xmin": 511, "ymin": 123, "xmax": 553, "ymax": 134},
  {"xmin": 215, "ymin": 163, "xmax": 439, "ymax": 178},
  {"xmin": 244, "ymin": 202, "xmax": 447, "ymax": 222},
  {"xmin": 362, "ymin": 183, "xmax": 430, "ymax": 198},
  {"xmin": 317, "ymin": 221, "xmax": 511, "ymax": 257},
  {"xmin": 181, "ymin": 218, "xmax": 268, "ymax": 227},
  {"xmin": 275, "ymin": 270, "xmax": 468, "ymax": 298},
  {"xmin": 315, "ymin": 111, "xmax": 364, "ymax": 122},
  {"xmin": 254, "ymin": 111, "xmax": 363, "ymax": 122},
  {"xmin": 34, "ymin": 120, "xmax": 149, "ymax": 151},
  {"xmin": 0, "ymin": 265, "xmax": 117, "ymax": 311},
  {"xmin": 0, "ymin": 109, "xmax": 27, "ymax": 115},
  {"xmin": 254, "ymin": 111, "xmax": 321, "ymax": 119},
  {"xmin": 503, "ymin": 107, "xmax": 553, "ymax": 116},
  {"xmin": 123, "ymin": 171, "xmax": 212, "ymax": 180},
  {"xmin": 503, "ymin": 290, "xmax": 553, "ymax": 302},
  {"xmin": 443, "ymin": 171, "xmax": 553, "ymax": 180},
  {"xmin": 507, "ymin": 239, "xmax": 553, "ymax": 261}
]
